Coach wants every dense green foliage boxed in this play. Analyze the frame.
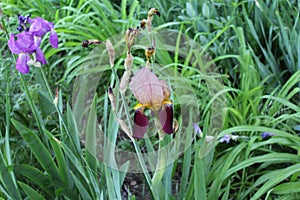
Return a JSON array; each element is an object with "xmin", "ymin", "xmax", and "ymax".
[{"xmin": 0, "ymin": 0, "xmax": 299, "ymax": 199}]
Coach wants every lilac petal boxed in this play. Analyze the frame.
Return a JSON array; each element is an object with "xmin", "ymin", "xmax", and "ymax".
[
  {"xmin": 193, "ymin": 123, "xmax": 202, "ymax": 136},
  {"xmin": 16, "ymin": 53, "xmax": 30, "ymax": 74},
  {"xmin": 129, "ymin": 67, "xmax": 164, "ymax": 105},
  {"xmin": 49, "ymin": 30, "xmax": 58, "ymax": 48},
  {"xmin": 133, "ymin": 108, "xmax": 149, "ymax": 138},
  {"xmin": 34, "ymin": 36, "xmax": 42, "ymax": 47},
  {"xmin": 35, "ymin": 47, "xmax": 47, "ymax": 65},
  {"xmin": 8, "ymin": 34, "xmax": 21, "ymax": 54},
  {"xmin": 16, "ymin": 32, "xmax": 36, "ymax": 53},
  {"xmin": 29, "ymin": 17, "xmax": 51, "ymax": 37},
  {"xmin": 158, "ymin": 104, "xmax": 173, "ymax": 134},
  {"xmin": 219, "ymin": 134, "xmax": 231, "ymax": 143}
]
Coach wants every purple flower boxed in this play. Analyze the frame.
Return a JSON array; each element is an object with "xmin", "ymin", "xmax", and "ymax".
[
  {"xmin": 261, "ymin": 132, "xmax": 274, "ymax": 139},
  {"xmin": 29, "ymin": 17, "xmax": 58, "ymax": 48},
  {"xmin": 8, "ymin": 15, "xmax": 58, "ymax": 73},
  {"xmin": 193, "ymin": 123, "xmax": 202, "ymax": 136},
  {"xmin": 8, "ymin": 32, "xmax": 37, "ymax": 74},
  {"xmin": 17, "ymin": 14, "xmax": 31, "ymax": 32},
  {"xmin": 219, "ymin": 134, "xmax": 231, "ymax": 143},
  {"xmin": 8, "ymin": 32, "xmax": 36, "ymax": 54}
]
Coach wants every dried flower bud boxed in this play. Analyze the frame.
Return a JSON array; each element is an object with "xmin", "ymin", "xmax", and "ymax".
[
  {"xmin": 125, "ymin": 27, "xmax": 140, "ymax": 51},
  {"xmin": 124, "ymin": 52, "xmax": 133, "ymax": 71},
  {"xmin": 106, "ymin": 39, "xmax": 115, "ymax": 67},
  {"xmin": 108, "ymin": 86, "xmax": 116, "ymax": 111},
  {"xmin": 145, "ymin": 46, "xmax": 155, "ymax": 60},
  {"xmin": 148, "ymin": 8, "xmax": 161, "ymax": 17},
  {"xmin": 173, "ymin": 119, "xmax": 179, "ymax": 133},
  {"xmin": 82, "ymin": 39, "xmax": 102, "ymax": 48},
  {"xmin": 120, "ymin": 70, "xmax": 131, "ymax": 94},
  {"xmin": 140, "ymin": 19, "xmax": 147, "ymax": 29}
]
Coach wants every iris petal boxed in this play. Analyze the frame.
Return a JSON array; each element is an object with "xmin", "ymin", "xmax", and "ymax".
[
  {"xmin": 8, "ymin": 34, "xmax": 21, "ymax": 54},
  {"xmin": 158, "ymin": 104, "xmax": 173, "ymax": 134},
  {"xmin": 16, "ymin": 53, "xmax": 30, "ymax": 74},
  {"xmin": 35, "ymin": 47, "xmax": 47, "ymax": 64},
  {"xmin": 49, "ymin": 30, "xmax": 58, "ymax": 48},
  {"xmin": 133, "ymin": 108, "xmax": 149, "ymax": 138},
  {"xmin": 129, "ymin": 68, "xmax": 164, "ymax": 105}
]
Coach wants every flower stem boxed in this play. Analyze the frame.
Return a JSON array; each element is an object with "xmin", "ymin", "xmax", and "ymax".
[{"xmin": 38, "ymin": 67, "xmax": 79, "ymax": 151}]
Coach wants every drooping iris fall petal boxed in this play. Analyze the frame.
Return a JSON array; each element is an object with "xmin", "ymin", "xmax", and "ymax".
[
  {"xmin": 16, "ymin": 53, "xmax": 30, "ymax": 74},
  {"xmin": 35, "ymin": 47, "xmax": 47, "ymax": 64},
  {"xmin": 158, "ymin": 104, "xmax": 173, "ymax": 134},
  {"xmin": 49, "ymin": 30, "xmax": 58, "ymax": 48},
  {"xmin": 133, "ymin": 108, "xmax": 149, "ymax": 138}
]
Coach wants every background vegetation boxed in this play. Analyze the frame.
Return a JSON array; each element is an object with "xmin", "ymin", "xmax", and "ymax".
[{"xmin": 0, "ymin": 0, "xmax": 299, "ymax": 199}]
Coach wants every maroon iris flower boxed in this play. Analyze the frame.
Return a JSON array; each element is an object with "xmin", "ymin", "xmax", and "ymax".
[
  {"xmin": 7, "ymin": 15, "xmax": 58, "ymax": 73},
  {"xmin": 129, "ymin": 67, "xmax": 173, "ymax": 138}
]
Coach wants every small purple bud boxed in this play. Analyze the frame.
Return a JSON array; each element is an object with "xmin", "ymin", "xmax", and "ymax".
[
  {"xmin": 261, "ymin": 132, "xmax": 274, "ymax": 139},
  {"xmin": 193, "ymin": 123, "xmax": 202, "ymax": 136},
  {"xmin": 219, "ymin": 134, "xmax": 231, "ymax": 143}
]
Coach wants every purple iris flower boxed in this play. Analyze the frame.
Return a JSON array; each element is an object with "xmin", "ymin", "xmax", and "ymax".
[
  {"xmin": 8, "ymin": 32, "xmax": 37, "ymax": 73},
  {"xmin": 8, "ymin": 15, "xmax": 58, "ymax": 73}
]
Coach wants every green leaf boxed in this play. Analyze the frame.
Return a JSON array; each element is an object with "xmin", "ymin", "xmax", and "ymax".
[
  {"xmin": 12, "ymin": 164, "xmax": 53, "ymax": 197},
  {"xmin": 272, "ymin": 182, "xmax": 300, "ymax": 195},
  {"xmin": 252, "ymin": 164, "xmax": 300, "ymax": 200},
  {"xmin": 202, "ymin": 2, "xmax": 210, "ymax": 18},
  {"xmin": 45, "ymin": 130, "xmax": 70, "ymax": 186},
  {"xmin": 11, "ymin": 119, "xmax": 64, "ymax": 189},
  {"xmin": 18, "ymin": 181, "xmax": 45, "ymax": 200},
  {"xmin": 86, "ymin": 95, "xmax": 98, "ymax": 173},
  {"xmin": 0, "ymin": 152, "xmax": 21, "ymax": 200},
  {"xmin": 71, "ymin": 172, "xmax": 92, "ymax": 200}
]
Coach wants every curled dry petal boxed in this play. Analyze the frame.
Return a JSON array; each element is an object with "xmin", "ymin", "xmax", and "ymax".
[
  {"xmin": 129, "ymin": 67, "xmax": 164, "ymax": 105},
  {"xmin": 106, "ymin": 39, "xmax": 114, "ymax": 67},
  {"xmin": 108, "ymin": 86, "xmax": 116, "ymax": 111},
  {"xmin": 116, "ymin": 118, "xmax": 133, "ymax": 140}
]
